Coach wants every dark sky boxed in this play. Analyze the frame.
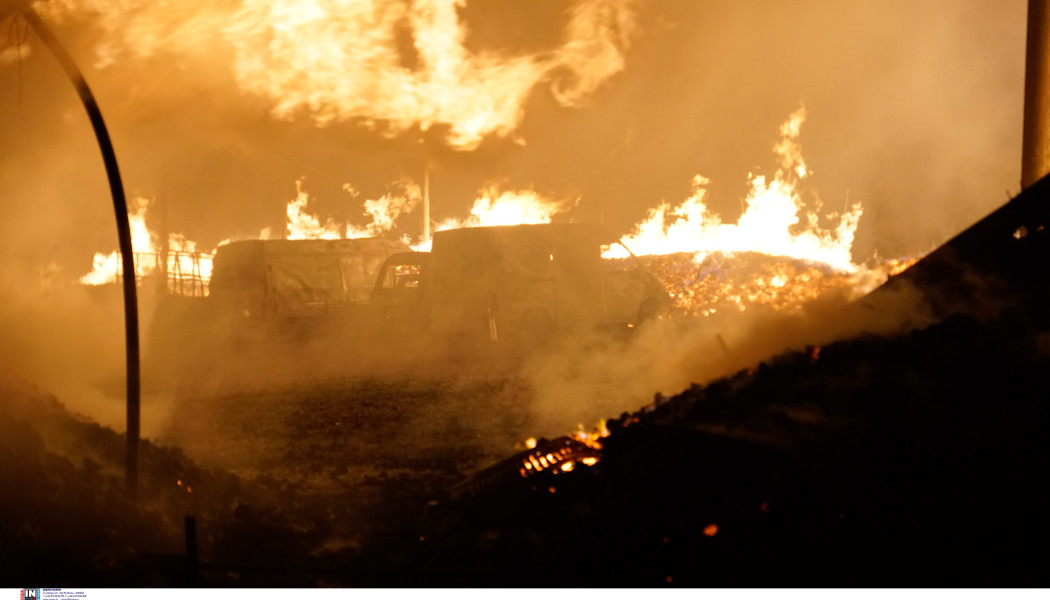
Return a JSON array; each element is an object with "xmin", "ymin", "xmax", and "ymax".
[{"xmin": 0, "ymin": 0, "xmax": 1027, "ymax": 280}]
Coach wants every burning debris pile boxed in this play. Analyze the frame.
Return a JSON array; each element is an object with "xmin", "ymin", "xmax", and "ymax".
[
  {"xmin": 623, "ymin": 250, "xmax": 860, "ymax": 317},
  {"xmin": 376, "ymin": 175, "xmax": 1050, "ymax": 587}
]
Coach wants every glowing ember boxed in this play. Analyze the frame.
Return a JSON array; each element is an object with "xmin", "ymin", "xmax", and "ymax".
[
  {"xmin": 620, "ymin": 251, "xmax": 857, "ymax": 317},
  {"xmin": 572, "ymin": 420, "xmax": 609, "ymax": 450},
  {"xmin": 516, "ymin": 436, "xmax": 602, "ymax": 478},
  {"xmin": 703, "ymin": 524, "xmax": 718, "ymax": 537}
]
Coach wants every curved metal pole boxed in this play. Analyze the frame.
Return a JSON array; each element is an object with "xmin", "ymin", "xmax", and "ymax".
[{"xmin": 19, "ymin": 7, "xmax": 140, "ymax": 499}]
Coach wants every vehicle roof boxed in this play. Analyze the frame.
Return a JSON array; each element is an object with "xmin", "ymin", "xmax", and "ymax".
[
  {"xmin": 431, "ymin": 223, "xmax": 616, "ymax": 244},
  {"xmin": 214, "ymin": 237, "xmax": 410, "ymax": 261}
]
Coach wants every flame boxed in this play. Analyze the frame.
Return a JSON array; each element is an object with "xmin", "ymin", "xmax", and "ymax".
[
  {"xmin": 412, "ymin": 186, "xmax": 571, "ymax": 250},
  {"xmin": 42, "ymin": 0, "xmax": 637, "ymax": 150},
  {"xmin": 355, "ymin": 179, "xmax": 422, "ymax": 238},
  {"xmin": 78, "ymin": 198, "xmax": 154, "ymax": 285},
  {"xmin": 286, "ymin": 181, "xmax": 345, "ymax": 240},
  {"xmin": 77, "ymin": 197, "xmax": 214, "ymax": 292},
  {"xmin": 571, "ymin": 420, "xmax": 609, "ymax": 450},
  {"xmin": 600, "ymin": 107, "xmax": 920, "ymax": 317},
  {"xmin": 604, "ymin": 107, "xmax": 862, "ymax": 274}
]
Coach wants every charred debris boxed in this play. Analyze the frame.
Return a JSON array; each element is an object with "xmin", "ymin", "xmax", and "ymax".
[{"xmin": 401, "ymin": 175, "xmax": 1050, "ymax": 586}]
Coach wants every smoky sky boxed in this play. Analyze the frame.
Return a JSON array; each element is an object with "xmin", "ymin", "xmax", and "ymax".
[{"xmin": 0, "ymin": 0, "xmax": 1027, "ymax": 281}]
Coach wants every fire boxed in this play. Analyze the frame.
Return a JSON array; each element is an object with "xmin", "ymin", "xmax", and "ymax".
[
  {"xmin": 285, "ymin": 181, "xmax": 344, "ymax": 241},
  {"xmin": 78, "ymin": 197, "xmax": 214, "ymax": 294},
  {"xmin": 602, "ymin": 107, "xmax": 916, "ymax": 316},
  {"xmin": 41, "ymin": 0, "xmax": 637, "ymax": 151},
  {"xmin": 604, "ymin": 107, "xmax": 861, "ymax": 274},
  {"xmin": 410, "ymin": 186, "xmax": 571, "ymax": 250},
  {"xmin": 572, "ymin": 420, "xmax": 609, "ymax": 450},
  {"xmin": 77, "ymin": 108, "xmax": 911, "ymax": 322},
  {"xmin": 287, "ymin": 178, "xmax": 423, "ymax": 241},
  {"xmin": 78, "ymin": 198, "xmax": 154, "ymax": 285}
]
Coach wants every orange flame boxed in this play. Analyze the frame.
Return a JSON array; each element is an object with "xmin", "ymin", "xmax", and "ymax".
[
  {"xmin": 604, "ymin": 107, "xmax": 862, "ymax": 275},
  {"xmin": 78, "ymin": 197, "xmax": 215, "ymax": 289},
  {"xmin": 43, "ymin": 0, "xmax": 637, "ymax": 150}
]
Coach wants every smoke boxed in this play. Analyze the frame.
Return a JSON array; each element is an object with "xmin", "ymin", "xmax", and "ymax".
[
  {"xmin": 520, "ymin": 275, "xmax": 934, "ymax": 437},
  {"xmin": 0, "ymin": 266, "xmax": 130, "ymax": 431}
]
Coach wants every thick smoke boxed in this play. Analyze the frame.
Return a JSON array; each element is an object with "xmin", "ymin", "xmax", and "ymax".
[{"xmin": 520, "ymin": 277, "xmax": 935, "ymax": 438}]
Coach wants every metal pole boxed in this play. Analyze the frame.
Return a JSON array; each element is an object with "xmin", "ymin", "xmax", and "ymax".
[
  {"xmin": 422, "ymin": 160, "xmax": 431, "ymax": 242},
  {"xmin": 18, "ymin": 7, "xmax": 141, "ymax": 499},
  {"xmin": 1022, "ymin": 0, "xmax": 1050, "ymax": 189}
]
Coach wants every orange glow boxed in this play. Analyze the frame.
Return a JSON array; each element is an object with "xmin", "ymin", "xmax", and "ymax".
[
  {"xmin": 603, "ymin": 107, "xmax": 861, "ymax": 274},
  {"xmin": 78, "ymin": 197, "xmax": 214, "ymax": 292},
  {"xmin": 703, "ymin": 524, "xmax": 718, "ymax": 537},
  {"xmin": 414, "ymin": 187, "xmax": 571, "ymax": 251},
  {"xmin": 49, "ymin": 0, "xmax": 637, "ymax": 151}
]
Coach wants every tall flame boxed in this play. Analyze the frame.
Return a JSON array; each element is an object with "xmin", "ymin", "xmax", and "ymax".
[
  {"xmin": 604, "ymin": 107, "xmax": 863, "ymax": 274},
  {"xmin": 40, "ymin": 0, "xmax": 637, "ymax": 150},
  {"xmin": 286, "ymin": 181, "xmax": 345, "ymax": 240},
  {"xmin": 78, "ymin": 198, "xmax": 154, "ymax": 285},
  {"xmin": 286, "ymin": 177, "xmax": 421, "ymax": 240},
  {"xmin": 78, "ymin": 197, "xmax": 215, "ymax": 289}
]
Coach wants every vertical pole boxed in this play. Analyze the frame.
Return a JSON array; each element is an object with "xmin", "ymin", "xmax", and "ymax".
[
  {"xmin": 160, "ymin": 177, "xmax": 170, "ymax": 294},
  {"xmin": 422, "ymin": 160, "xmax": 431, "ymax": 242},
  {"xmin": 20, "ymin": 7, "xmax": 140, "ymax": 499},
  {"xmin": 1022, "ymin": 0, "xmax": 1050, "ymax": 189}
]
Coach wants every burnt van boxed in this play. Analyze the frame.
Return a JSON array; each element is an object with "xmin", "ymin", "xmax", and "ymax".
[
  {"xmin": 422, "ymin": 223, "xmax": 669, "ymax": 343},
  {"xmin": 207, "ymin": 237, "xmax": 410, "ymax": 340}
]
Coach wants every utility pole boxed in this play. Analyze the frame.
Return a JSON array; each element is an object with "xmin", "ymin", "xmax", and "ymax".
[
  {"xmin": 1023, "ymin": 0, "xmax": 1050, "ymax": 189},
  {"xmin": 422, "ymin": 159, "xmax": 431, "ymax": 243}
]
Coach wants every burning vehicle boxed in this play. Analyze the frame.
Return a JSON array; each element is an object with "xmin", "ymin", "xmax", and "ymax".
[
  {"xmin": 208, "ymin": 237, "xmax": 410, "ymax": 339},
  {"xmin": 418, "ymin": 223, "xmax": 670, "ymax": 345},
  {"xmin": 179, "ymin": 223, "xmax": 669, "ymax": 351}
]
